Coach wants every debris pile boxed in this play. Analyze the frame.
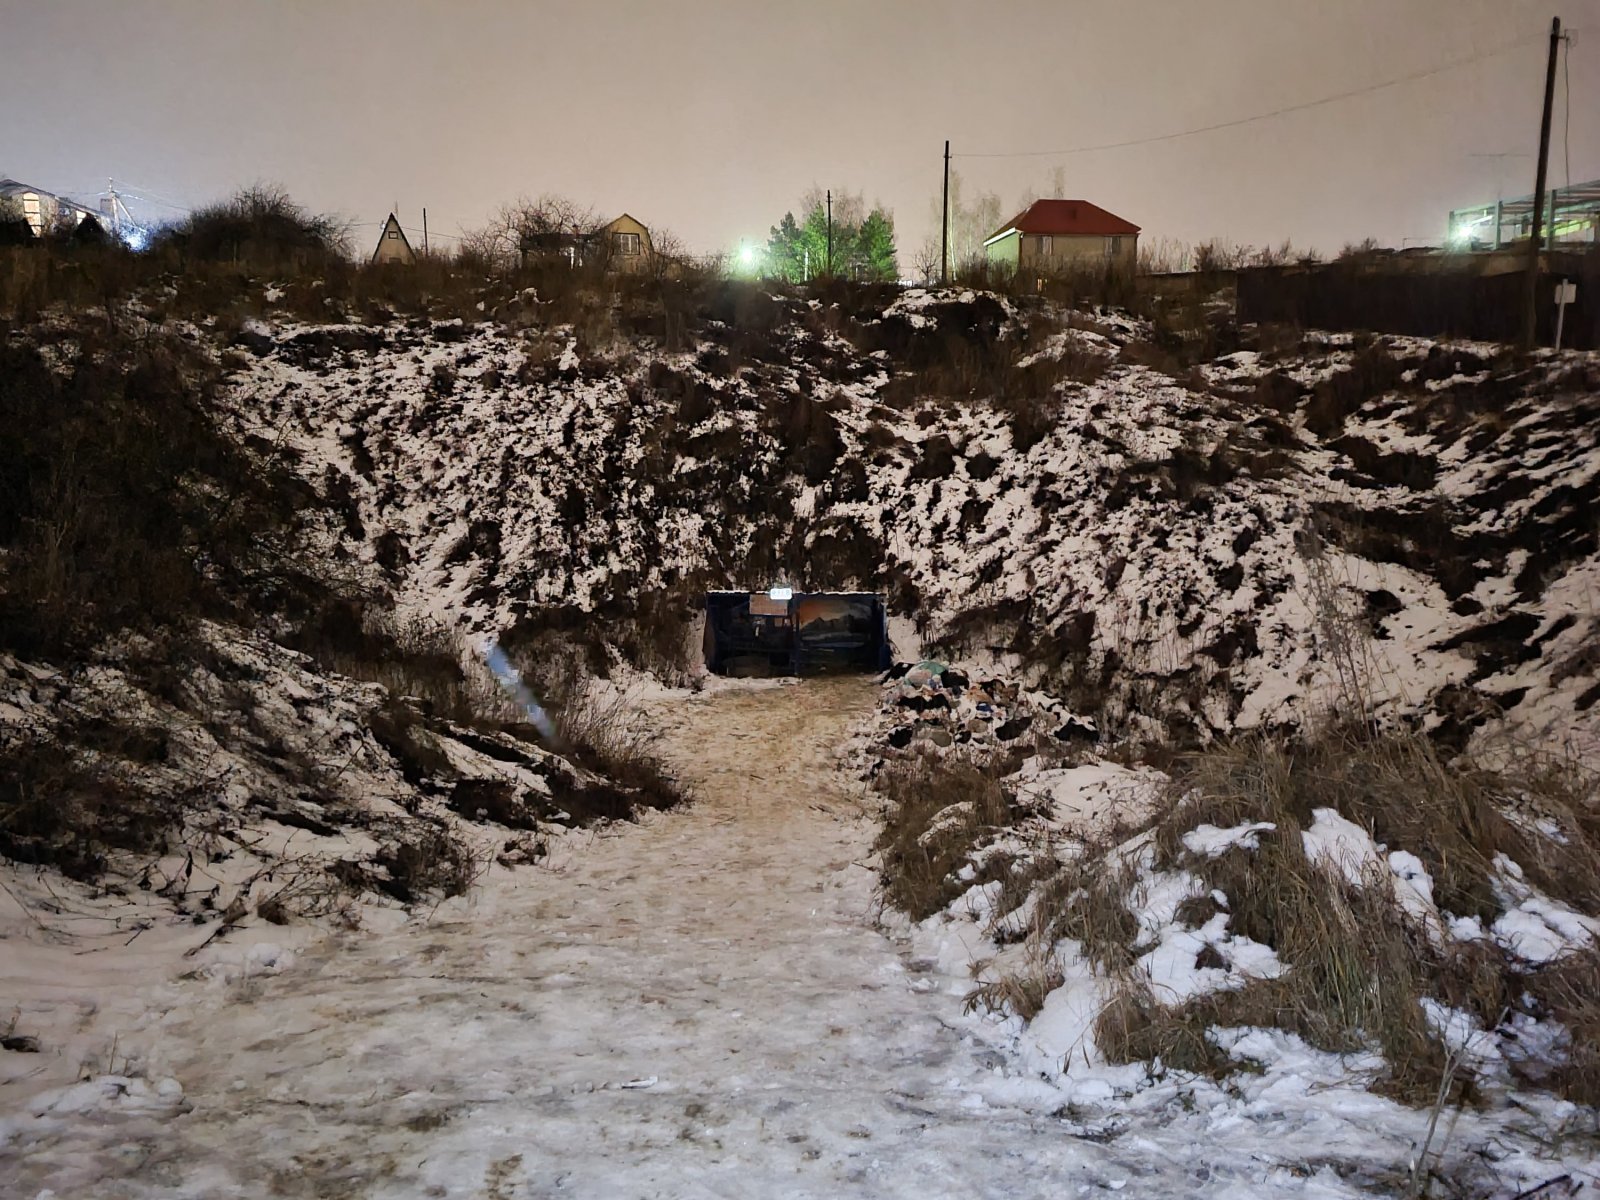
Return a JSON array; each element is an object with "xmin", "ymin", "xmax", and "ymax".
[{"xmin": 877, "ymin": 661, "xmax": 1098, "ymax": 756}]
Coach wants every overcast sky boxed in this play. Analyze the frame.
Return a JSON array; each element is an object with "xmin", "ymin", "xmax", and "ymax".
[{"xmin": 3, "ymin": 0, "xmax": 1596, "ymax": 260}]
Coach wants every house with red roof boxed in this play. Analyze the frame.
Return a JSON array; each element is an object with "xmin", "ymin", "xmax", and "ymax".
[{"xmin": 982, "ymin": 199, "xmax": 1139, "ymax": 275}]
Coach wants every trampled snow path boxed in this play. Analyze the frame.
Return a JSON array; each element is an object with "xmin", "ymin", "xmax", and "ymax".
[
  {"xmin": 5, "ymin": 677, "xmax": 1140, "ymax": 1198},
  {"xmin": 19, "ymin": 678, "xmax": 1581, "ymax": 1199}
]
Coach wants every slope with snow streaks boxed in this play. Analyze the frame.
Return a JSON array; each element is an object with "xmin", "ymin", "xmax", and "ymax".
[{"xmin": 221, "ymin": 294, "xmax": 1600, "ymax": 755}]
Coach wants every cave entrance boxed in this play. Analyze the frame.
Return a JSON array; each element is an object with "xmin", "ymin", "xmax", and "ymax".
[{"xmin": 703, "ymin": 591, "xmax": 890, "ymax": 677}]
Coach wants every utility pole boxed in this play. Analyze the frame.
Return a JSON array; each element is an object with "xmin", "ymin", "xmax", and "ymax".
[
  {"xmin": 1522, "ymin": 16, "xmax": 1562, "ymax": 348},
  {"xmin": 941, "ymin": 140, "xmax": 951, "ymax": 286},
  {"xmin": 422, "ymin": 207, "xmax": 429, "ymax": 256},
  {"xmin": 826, "ymin": 189, "xmax": 833, "ymax": 276}
]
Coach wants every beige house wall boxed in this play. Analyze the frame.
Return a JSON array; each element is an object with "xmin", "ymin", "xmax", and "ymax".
[
  {"xmin": 601, "ymin": 214, "xmax": 652, "ymax": 272},
  {"xmin": 1018, "ymin": 232, "xmax": 1137, "ymax": 273},
  {"xmin": 3, "ymin": 190, "xmax": 65, "ymax": 236},
  {"xmin": 19, "ymin": 191, "xmax": 52, "ymax": 236}
]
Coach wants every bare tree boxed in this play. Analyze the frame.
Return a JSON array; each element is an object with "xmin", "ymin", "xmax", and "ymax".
[
  {"xmin": 926, "ymin": 171, "xmax": 1004, "ymax": 276},
  {"xmin": 800, "ymin": 185, "xmax": 867, "ymax": 232},
  {"xmin": 461, "ymin": 194, "xmax": 602, "ymax": 269},
  {"xmin": 643, "ymin": 226, "xmax": 690, "ymax": 281}
]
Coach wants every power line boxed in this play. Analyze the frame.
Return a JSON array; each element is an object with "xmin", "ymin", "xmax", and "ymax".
[
  {"xmin": 953, "ymin": 35, "xmax": 1540, "ymax": 160},
  {"xmin": 106, "ymin": 180, "xmax": 193, "ymax": 212}
]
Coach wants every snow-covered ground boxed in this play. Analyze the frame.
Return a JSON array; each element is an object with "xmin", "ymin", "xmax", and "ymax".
[
  {"xmin": 216, "ymin": 293, "xmax": 1600, "ymax": 759},
  {"xmin": 7, "ymin": 677, "xmax": 1593, "ymax": 1198},
  {"xmin": 5, "ymin": 287, "xmax": 1599, "ymax": 1198}
]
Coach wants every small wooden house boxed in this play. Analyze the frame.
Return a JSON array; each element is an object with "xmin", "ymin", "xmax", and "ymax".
[
  {"xmin": 599, "ymin": 213, "xmax": 652, "ymax": 272},
  {"xmin": 518, "ymin": 213, "xmax": 655, "ymax": 272},
  {"xmin": 371, "ymin": 213, "xmax": 416, "ymax": 265}
]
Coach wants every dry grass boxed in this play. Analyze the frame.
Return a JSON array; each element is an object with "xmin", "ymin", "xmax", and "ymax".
[
  {"xmin": 873, "ymin": 753, "xmax": 1017, "ymax": 920},
  {"xmin": 1156, "ymin": 731, "xmax": 1600, "ymax": 923},
  {"xmin": 0, "ymin": 734, "xmax": 150, "ymax": 880},
  {"xmin": 606, "ymin": 586, "xmax": 702, "ymax": 688},
  {"xmin": 304, "ymin": 605, "xmax": 510, "ymax": 730},
  {"xmin": 1039, "ymin": 854, "xmax": 1142, "ymax": 974},
  {"xmin": 1093, "ymin": 854, "xmax": 1452, "ymax": 1101},
  {"xmin": 966, "ymin": 940, "xmax": 1065, "ymax": 1021},
  {"xmin": 0, "ymin": 329, "xmax": 307, "ymax": 659},
  {"xmin": 1530, "ymin": 946, "xmax": 1600, "ymax": 1105},
  {"xmin": 533, "ymin": 656, "xmax": 687, "ymax": 818},
  {"xmin": 875, "ymin": 302, "xmax": 1109, "ymax": 434},
  {"xmin": 1011, "ymin": 728, "xmax": 1600, "ymax": 1106}
]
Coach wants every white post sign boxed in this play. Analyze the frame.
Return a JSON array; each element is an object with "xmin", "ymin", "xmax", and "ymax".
[{"xmin": 1555, "ymin": 279, "xmax": 1577, "ymax": 350}]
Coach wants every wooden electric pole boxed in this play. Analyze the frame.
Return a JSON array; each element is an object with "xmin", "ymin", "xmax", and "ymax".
[
  {"xmin": 1522, "ymin": 16, "xmax": 1562, "ymax": 348},
  {"xmin": 826, "ymin": 189, "xmax": 833, "ymax": 276},
  {"xmin": 941, "ymin": 140, "xmax": 951, "ymax": 286},
  {"xmin": 422, "ymin": 207, "xmax": 429, "ymax": 256}
]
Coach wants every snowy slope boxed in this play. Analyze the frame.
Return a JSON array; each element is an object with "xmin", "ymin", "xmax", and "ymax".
[{"xmin": 221, "ymin": 289, "xmax": 1600, "ymax": 756}]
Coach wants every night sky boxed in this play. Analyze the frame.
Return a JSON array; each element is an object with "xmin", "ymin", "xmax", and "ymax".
[{"xmin": 3, "ymin": 0, "xmax": 1596, "ymax": 258}]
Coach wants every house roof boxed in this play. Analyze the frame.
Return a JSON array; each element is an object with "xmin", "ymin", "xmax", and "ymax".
[
  {"xmin": 984, "ymin": 199, "xmax": 1140, "ymax": 244},
  {"xmin": 0, "ymin": 178, "xmax": 83, "ymax": 207},
  {"xmin": 602, "ymin": 213, "xmax": 649, "ymax": 234}
]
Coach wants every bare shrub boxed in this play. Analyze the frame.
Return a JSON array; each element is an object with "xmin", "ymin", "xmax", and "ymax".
[
  {"xmin": 0, "ymin": 331, "xmax": 307, "ymax": 658},
  {"xmin": 150, "ymin": 184, "xmax": 350, "ymax": 270},
  {"xmin": 1338, "ymin": 237, "xmax": 1386, "ymax": 262},
  {"xmin": 1137, "ymin": 237, "xmax": 1193, "ymax": 275},
  {"xmin": 370, "ymin": 826, "xmax": 480, "ymax": 902},
  {"xmin": 461, "ymin": 194, "xmax": 601, "ymax": 271},
  {"xmin": 1193, "ymin": 239, "xmax": 1253, "ymax": 273}
]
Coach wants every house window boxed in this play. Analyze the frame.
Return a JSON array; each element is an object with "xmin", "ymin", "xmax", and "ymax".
[
  {"xmin": 1038, "ymin": 235, "xmax": 1053, "ymax": 256},
  {"xmin": 387, "ymin": 230, "xmax": 398, "ymax": 239},
  {"xmin": 616, "ymin": 232, "xmax": 641, "ymax": 255},
  {"xmin": 1106, "ymin": 236, "xmax": 1122, "ymax": 259}
]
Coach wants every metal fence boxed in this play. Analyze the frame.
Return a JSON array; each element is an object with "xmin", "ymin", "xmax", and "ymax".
[{"xmin": 1235, "ymin": 252, "xmax": 1600, "ymax": 349}]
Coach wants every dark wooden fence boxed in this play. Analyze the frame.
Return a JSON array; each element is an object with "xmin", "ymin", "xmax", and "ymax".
[{"xmin": 1236, "ymin": 252, "xmax": 1600, "ymax": 349}]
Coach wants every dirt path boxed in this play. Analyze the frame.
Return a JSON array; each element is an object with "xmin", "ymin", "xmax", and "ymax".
[{"xmin": 8, "ymin": 678, "xmax": 1129, "ymax": 1199}]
